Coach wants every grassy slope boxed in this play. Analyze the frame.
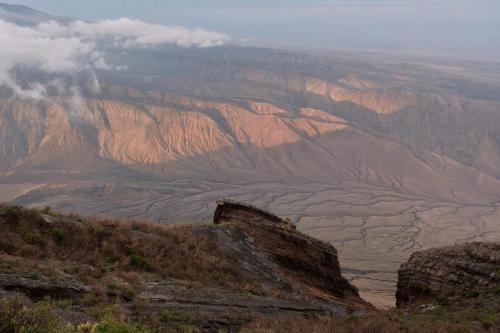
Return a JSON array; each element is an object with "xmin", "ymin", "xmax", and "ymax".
[
  {"xmin": 0, "ymin": 204, "xmax": 256, "ymax": 293},
  {"xmin": 0, "ymin": 204, "xmax": 499, "ymax": 332}
]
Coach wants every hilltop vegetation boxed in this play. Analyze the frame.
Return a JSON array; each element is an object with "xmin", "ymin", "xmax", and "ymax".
[
  {"xmin": 0, "ymin": 204, "xmax": 252, "ymax": 292},
  {"xmin": 0, "ymin": 204, "xmax": 499, "ymax": 332},
  {"xmin": 0, "ymin": 203, "xmax": 366, "ymax": 332}
]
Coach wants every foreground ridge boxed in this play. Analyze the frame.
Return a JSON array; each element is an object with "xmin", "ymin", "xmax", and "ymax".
[
  {"xmin": 2, "ymin": 203, "xmax": 499, "ymax": 332},
  {"xmin": 0, "ymin": 202, "xmax": 369, "ymax": 332}
]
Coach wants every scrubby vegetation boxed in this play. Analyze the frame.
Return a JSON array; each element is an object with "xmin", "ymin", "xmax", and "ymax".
[
  {"xmin": 1, "ymin": 204, "xmax": 499, "ymax": 333},
  {"xmin": 0, "ymin": 296, "xmax": 152, "ymax": 333},
  {"xmin": 0, "ymin": 204, "xmax": 252, "ymax": 294},
  {"xmin": 1, "ymin": 294, "xmax": 498, "ymax": 333},
  {"xmin": 241, "ymin": 295, "xmax": 500, "ymax": 333},
  {"xmin": 0, "ymin": 296, "xmax": 72, "ymax": 333},
  {"xmin": 239, "ymin": 313, "xmax": 488, "ymax": 333}
]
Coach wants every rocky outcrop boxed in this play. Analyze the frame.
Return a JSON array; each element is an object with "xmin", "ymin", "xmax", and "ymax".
[
  {"xmin": 214, "ymin": 199, "xmax": 296, "ymax": 230},
  {"xmin": 0, "ymin": 273, "xmax": 90, "ymax": 299},
  {"xmin": 213, "ymin": 199, "xmax": 368, "ymax": 310},
  {"xmin": 396, "ymin": 242, "xmax": 500, "ymax": 307}
]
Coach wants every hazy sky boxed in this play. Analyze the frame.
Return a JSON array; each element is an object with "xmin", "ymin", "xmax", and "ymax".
[{"xmin": 4, "ymin": 0, "xmax": 500, "ymax": 59}]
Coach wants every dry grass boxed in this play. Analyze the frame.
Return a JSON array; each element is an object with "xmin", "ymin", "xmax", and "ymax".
[
  {"xmin": 0, "ymin": 296, "xmax": 494, "ymax": 333},
  {"xmin": 0, "ymin": 204, "xmax": 251, "ymax": 293},
  {"xmin": 0, "ymin": 295, "xmax": 152, "ymax": 333},
  {"xmin": 2, "ymin": 204, "xmax": 498, "ymax": 333},
  {"xmin": 239, "ymin": 313, "xmax": 487, "ymax": 333}
]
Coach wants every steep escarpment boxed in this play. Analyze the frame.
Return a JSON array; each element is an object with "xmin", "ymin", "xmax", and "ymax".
[
  {"xmin": 396, "ymin": 242, "xmax": 500, "ymax": 307},
  {"xmin": 214, "ymin": 200, "xmax": 363, "ymax": 308},
  {"xmin": 0, "ymin": 202, "xmax": 370, "ymax": 332}
]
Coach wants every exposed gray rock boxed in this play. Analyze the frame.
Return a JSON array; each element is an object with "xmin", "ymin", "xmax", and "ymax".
[
  {"xmin": 0, "ymin": 273, "xmax": 90, "ymax": 299},
  {"xmin": 396, "ymin": 242, "xmax": 500, "ymax": 307}
]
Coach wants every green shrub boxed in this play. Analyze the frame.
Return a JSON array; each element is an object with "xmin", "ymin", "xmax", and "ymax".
[
  {"xmin": 94, "ymin": 315, "xmax": 150, "ymax": 333},
  {"xmin": 123, "ymin": 289, "xmax": 136, "ymax": 302},
  {"xmin": 479, "ymin": 314, "xmax": 496, "ymax": 329},
  {"xmin": 77, "ymin": 312, "xmax": 151, "ymax": 333},
  {"xmin": 3, "ymin": 206, "xmax": 21, "ymax": 219},
  {"xmin": 106, "ymin": 281, "xmax": 120, "ymax": 297},
  {"xmin": 490, "ymin": 286, "xmax": 500, "ymax": 296},
  {"xmin": 129, "ymin": 255, "xmax": 152, "ymax": 271},
  {"xmin": 88, "ymin": 305, "xmax": 121, "ymax": 321},
  {"xmin": 94, "ymin": 228, "xmax": 113, "ymax": 242},
  {"xmin": 104, "ymin": 280, "xmax": 136, "ymax": 302},
  {"xmin": 0, "ymin": 239, "xmax": 16, "ymax": 254},
  {"xmin": 25, "ymin": 209, "xmax": 46, "ymax": 225},
  {"xmin": 76, "ymin": 322, "xmax": 98, "ymax": 333},
  {"xmin": 54, "ymin": 299, "xmax": 74, "ymax": 310},
  {"xmin": 53, "ymin": 228, "xmax": 66, "ymax": 243},
  {"xmin": 160, "ymin": 310, "xmax": 192, "ymax": 328},
  {"xmin": 466, "ymin": 289, "xmax": 481, "ymax": 298},
  {"xmin": 0, "ymin": 296, "xmax": 73, "ymax": 333},
  {"xmin": 124, "ymin": 245, "xmax": 134, "ymax": 257},
  {"xmin": 177, "ymin": 324, "xmax": 200, "ymax": 333},
  {"xmin": 23, "ymin": 232, "xmax": 46, "ymax": 247},
  {"xmin": 80, "ymin": 293, "xmax": 102, "ymax": 307}
]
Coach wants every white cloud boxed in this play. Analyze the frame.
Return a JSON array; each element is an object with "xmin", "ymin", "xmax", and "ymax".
[
  {"xmin": 0, "ymin": 20, "xmax": 95, "ymax": 99},
  {"xmin": 0, "ymin": 20, "xmax": 96, "ymax": 74},
  {"xmin": 69, "ymin": 18, "xmax": 230, "ymax": 47},
  {"xmin": 0, "ymin": 18, "xmax": 230, "ymax": 99}
]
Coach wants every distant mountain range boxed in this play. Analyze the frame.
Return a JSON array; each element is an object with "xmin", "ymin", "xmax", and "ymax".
[
  {"xmin": 0, "ymin": 2, "xmax": 71, "ymax": 25},
  {"xmin": 1, "ymin": 2, "xmax": 500, "ymax": 307}
]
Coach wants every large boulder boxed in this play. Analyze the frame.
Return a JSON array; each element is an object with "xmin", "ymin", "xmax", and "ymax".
[{"xmin": 396, "ymin": 242, "xmax": 500, "ymax": 307}]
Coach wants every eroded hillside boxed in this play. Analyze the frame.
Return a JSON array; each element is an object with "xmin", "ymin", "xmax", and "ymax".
[{"xmin": 1, "ymin": 44, "xmax": 500, "ymax": 307}]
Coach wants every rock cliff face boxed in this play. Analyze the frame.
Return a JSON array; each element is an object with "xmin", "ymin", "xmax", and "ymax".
[
  {"xmin": 214, "ymin": 200, "xmax": 364, "ymax": 308},
  {"xmin": 214, "ymin": 199, "xmax": 296, "ymax": 230},
  {"xmin": 396, "ymin": 242, "xmax": 500, "ymax": 307}
]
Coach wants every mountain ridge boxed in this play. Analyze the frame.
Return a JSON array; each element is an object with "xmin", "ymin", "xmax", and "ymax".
[
  {"xmin": 1, "ymin": 3, "xmax": 500, "ymax": 308},
  {"xmin": 0, "ymin": 2, "xmax": 72, "ymax": 25}
]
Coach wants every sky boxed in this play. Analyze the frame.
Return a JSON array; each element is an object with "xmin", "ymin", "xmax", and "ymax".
[{"xmin": 3, "ymin": 0, "xmax": 500, "ymax": 60}]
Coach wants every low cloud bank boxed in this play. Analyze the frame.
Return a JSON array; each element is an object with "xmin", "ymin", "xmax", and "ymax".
[
  {"xmin": 70, "ymin": 18, "xmax": 229, "ymax": 47},
  {"xmin": 0, "ymin": 18, "xmax": 230, "ymax": 99}
]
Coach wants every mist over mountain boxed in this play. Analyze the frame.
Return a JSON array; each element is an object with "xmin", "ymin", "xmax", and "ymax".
[
  {"xmin": 1, "ymin": 2, "xmax": 500, "ymax": 309},
  {"xmin": 5, "ymin": 0, "xmax": 500, "ymax": 60},
  {"xmin": 0, "ymin": 2, "xmax": 71, "ymax": 25}
]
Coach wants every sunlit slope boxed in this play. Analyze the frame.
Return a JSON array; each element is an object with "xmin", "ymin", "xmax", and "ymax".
[{"xmin": 1, "ymin": 46, "xmax": 500, "ymax": 307}]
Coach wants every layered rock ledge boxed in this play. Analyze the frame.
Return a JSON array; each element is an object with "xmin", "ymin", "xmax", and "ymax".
[{"xmin": 396, "ymin": 242, "xmax": 500, "ymax": 307}]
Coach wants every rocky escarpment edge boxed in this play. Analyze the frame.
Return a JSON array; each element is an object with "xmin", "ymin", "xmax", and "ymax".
[{"xmin": 396, "ymin": 242, "xmax": 500, "ymax": 307}]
